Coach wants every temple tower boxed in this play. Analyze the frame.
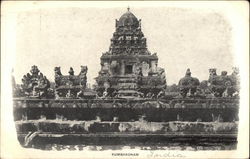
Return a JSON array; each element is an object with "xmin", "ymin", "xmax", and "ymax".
[{"xmin": 95, "ymin": 8, "xmax": 166, "ymax": 98}]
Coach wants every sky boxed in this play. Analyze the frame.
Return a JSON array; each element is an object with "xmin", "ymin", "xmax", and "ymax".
[{"xmin": 8, "ymin": 2, "xmax": 241, "ymax": 85}]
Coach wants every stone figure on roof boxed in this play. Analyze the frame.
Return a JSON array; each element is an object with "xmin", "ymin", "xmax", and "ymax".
[{"xmin": 69, "ymin": 67, "xmax": 74, "ymax": 76}]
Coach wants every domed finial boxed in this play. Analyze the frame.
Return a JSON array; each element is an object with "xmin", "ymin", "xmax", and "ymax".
[
  {"xmin": 127, "ymin": 6, "xmax": 130, "ymax": 11},
  {"xmin": 185, "ymin": 68, "xmax": 191, "ymax": 76}
]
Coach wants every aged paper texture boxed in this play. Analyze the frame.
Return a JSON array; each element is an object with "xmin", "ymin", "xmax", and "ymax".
[{"xmin": 1, "ymin": 1, "xmax": 249, "ymax": 159}]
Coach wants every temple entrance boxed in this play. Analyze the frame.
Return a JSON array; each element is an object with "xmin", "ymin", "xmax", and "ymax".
[{"xmin": 125, "ymin": 65, "xmax": 133, "ymax": 74}]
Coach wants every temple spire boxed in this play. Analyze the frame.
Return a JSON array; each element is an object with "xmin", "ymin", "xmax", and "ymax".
[{"xmin": 127, "ymin": 6, "xmax": 130, "ymax": 11}]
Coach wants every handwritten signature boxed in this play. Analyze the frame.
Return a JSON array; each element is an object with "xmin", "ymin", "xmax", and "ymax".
[{"xmin": 147, "ymin": 151, "xmax": 185, "ymax": 158}]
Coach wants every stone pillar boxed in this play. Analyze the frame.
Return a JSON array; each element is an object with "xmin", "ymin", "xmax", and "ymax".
[
  {"xmin": 142, "ymin": 61, "xmax": 149, "ymax": 76},
  {"xmin": 132, "ymin": 64, "xmax": 137, "ymax": 74},
  {"xmin": 151, "ymin": 60, "xmax": 158, "ymax": 73},
  {"xmin": 121, "ymin": 60, "xmax": 125, "ymax": 75}
]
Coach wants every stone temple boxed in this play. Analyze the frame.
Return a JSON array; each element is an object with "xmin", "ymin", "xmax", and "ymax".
[
  {"xmin": 95, "ymin": 8, "xmax": 166, "ymax": 98},
  {"xmin": 12, "ymin": 8, "xmax": 239, "ymax": 150}
]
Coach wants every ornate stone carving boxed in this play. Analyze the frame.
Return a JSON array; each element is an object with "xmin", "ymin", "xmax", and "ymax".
[
  {"xmin": 110, "ymin": 61, "xmax": 120, "ymax": 75},
  {"xmin": 208, "ymin": 68, "xmax": 239, "ymax": 97},
  {"xmin": 79, "ymin": 66, "xmax": 88, "ymax": 87},
  {"xmin": 54, "ymin": 66, "xmax": 88, "ymax": 98},
  {"xmin": 178, "ymin": 69, "xmax": 200, "ymax": 98},
  {"xmin": 95, "ymin": 9, "xmax": 167, "ymax": 98},
  {"xmin": 21, "ymin": 65, "xmax": 50, "ymax": 97},
  {"xmin": 68, "ymin": 67, "xmax": 74, "ymax": 75}
]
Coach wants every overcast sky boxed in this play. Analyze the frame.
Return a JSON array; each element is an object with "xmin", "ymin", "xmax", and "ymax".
[{"xmin": 10, "ymin": 3, "xmax": 240, "ymax": 85}]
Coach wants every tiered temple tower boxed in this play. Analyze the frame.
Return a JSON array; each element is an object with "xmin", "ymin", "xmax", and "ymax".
[{"xmin": 95, "ymin": 8, "xmax": 166, "ymax": 98}]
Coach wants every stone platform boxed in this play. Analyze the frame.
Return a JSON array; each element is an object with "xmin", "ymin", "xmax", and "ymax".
[
  {"xmin": 15, "ymin": 120, "xmax": 238, "ymax": 149},
  {"xmin": 13, "ymin": 97, "xmax": 239, "ymax": 149}
]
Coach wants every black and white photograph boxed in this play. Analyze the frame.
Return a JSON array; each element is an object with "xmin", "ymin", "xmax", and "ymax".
[{"xmin": 1, "ymin": 1, "xmax": 249, "ymax": 159}]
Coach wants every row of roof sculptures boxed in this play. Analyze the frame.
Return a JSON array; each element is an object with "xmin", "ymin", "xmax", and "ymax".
[
  {"xmin": 178, "ymin": 67, "xmax": 239, "ymax": 98},
  {"xmin": 12, "ymin": 9, "xmax": 240, "ymax": 99},
  {"xmin": 13, "ymin": 65, "xmax": 239, "ymax": 99}
]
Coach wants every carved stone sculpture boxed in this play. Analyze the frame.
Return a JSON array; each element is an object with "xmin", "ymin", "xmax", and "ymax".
[
  {"xmin": 94, "ymin": 8, "xmax": 166, "ymax": 99},
  {"xmin": 54, "ymin": 66, "xmax": 88, "ymax": 98},
  {"xmin": 208, "ymin": 68, "xmax": 239, "ymax": 97},
  {"xmin": 178, "ymin": 69, "xmax": 200, "ymax": 98},
  {"xmin": 68, "ymin": 67, "xmax": 74, "ymax": 76},
  {"xmin": 21, "ymin": 65, "xmax": 50, "ymax": 97}
]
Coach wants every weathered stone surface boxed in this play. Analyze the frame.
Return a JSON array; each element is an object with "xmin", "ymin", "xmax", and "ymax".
[
  {"xmin": 15, "ymin": 120, "xmax": 238, "ymax": 134},
  {"xmin": 207, "ymin": 68, "xmax": 239, "ymax": 97},
  {"xmin": 11, "ymin": 8, "xmax": 240, "ymax": 150},
  {"xmin": 95, "ymin": 9, "xmax": 166, "ymax": 98},
  {"xmin": 20, "ymin": 65, "xmax": 50, "ymax": 98},
  {"xmin": 13, "ymin": 97, "xmax": 239, "ymax": 122},
  {"xmin": 54, "ymin": 66, "xmax": 88, "ymax": 99}
]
